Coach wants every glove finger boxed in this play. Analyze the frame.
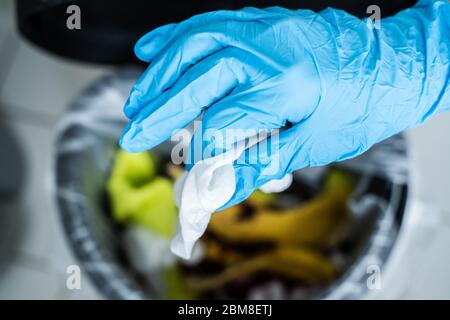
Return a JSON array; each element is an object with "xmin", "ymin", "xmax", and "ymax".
[
  {"xmin": 120, "ymin": 48, "xmax": 253, "ymax": 153},
  {"xmin": 221, "ymin": 123, "xmax": 313, "ymax": 209},
  {"xmin": 134, "ymin": 23, "xmax": 177, "ymax": 62},
  {"xmin": 124, "ymin": 18, "xmax": 272, "ymax": 119},
  {"xmin": 134, "ymin": 8, "xmax": 270, "ymax": 62},
  {"xmin": 184, "ymin": 87, "xmax": 285, "ymax": 170},
  {"xmin": 184, "ymin": 58, "xmax": 321, "ymax": 170},
  {"xmin": 125, "ymin": 29, "xmax": 225, "ymax": 119}
]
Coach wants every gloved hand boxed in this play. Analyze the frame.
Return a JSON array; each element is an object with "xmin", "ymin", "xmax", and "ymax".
[{"xmin": 120, "ymin": 0, "xmax": 450, "ymax": 208}]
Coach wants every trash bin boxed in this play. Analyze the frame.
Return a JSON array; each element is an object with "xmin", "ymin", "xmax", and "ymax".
[{"xmin": 54, "ymin": 68, "xmax": 409, "ymax": 299}]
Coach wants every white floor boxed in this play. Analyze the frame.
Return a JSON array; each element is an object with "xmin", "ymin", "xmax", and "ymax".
[{"xmin": 0, "ymin": 0, "xmax": 108, "ymax": 299}]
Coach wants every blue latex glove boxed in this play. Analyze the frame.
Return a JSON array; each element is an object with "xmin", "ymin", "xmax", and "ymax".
[{"xmin": 120, "ymin": 0, "xmax": 450, "ymax": 207}]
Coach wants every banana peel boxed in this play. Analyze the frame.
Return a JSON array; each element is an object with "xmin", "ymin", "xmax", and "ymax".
[
  {"xmin": 186, "ymin": 246, "xmax": 337, "ymax": 292},
  {"xmin": 202, "ymin": 238, "xmax": 243, "ymax": 265},
  {"xmin": 208, "ymin": 171, "xmax": 353, "ymax": 248}
]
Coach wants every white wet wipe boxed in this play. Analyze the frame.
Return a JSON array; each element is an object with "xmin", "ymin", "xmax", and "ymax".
[
  {"xmin": 170, "ymin": 140, "xmax": 292, "ymax": 259},
  {"xmin": 259, "ymin": 174, "xmax": 293, "ymax": 193}
]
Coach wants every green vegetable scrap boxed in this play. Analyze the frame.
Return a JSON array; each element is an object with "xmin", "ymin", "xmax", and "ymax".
[{"xmin": 107, "ymin": 150, "xmax": 177, "ymax": 238}]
